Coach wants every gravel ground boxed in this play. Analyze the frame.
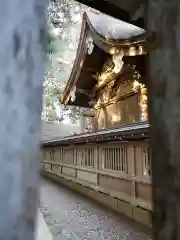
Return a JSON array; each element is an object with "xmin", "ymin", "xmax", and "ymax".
[{"xmin": 40, "ymin": 178, "xmax": 152, "ymax": 240}]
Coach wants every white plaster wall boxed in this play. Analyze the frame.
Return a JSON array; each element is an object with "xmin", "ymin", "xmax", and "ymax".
[{"xmin": 41, "ymin": 121, "xmax": 81, "ymax": 141}]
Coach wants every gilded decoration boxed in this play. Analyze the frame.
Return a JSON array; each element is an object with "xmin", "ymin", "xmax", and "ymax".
[
  {"xmin": 94, "ymin": 65, "xmax": 140, "ymax": 110},
  {"xmin": 133, "ymin": 81, "xmax": 148, "ymax": 121},
  {"xmin": 95, "ymin": 58, "xmax": 116, "ymax": 87},
  {"xmin": 93, "ymin": 63, "xmax": 148, "ymax": 129},
  {"xmin": 132, "ymin": 68, "xmax": 148, "ymax": 121},
  {"xmin": 93, "ymin": 53, "xmax": 124, "ymax": 89},
  {"xmin": 109, "ymin": 44, "xmax": 147, "ymax": 57}
]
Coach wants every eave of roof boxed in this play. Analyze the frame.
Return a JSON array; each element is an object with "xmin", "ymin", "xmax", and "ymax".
[
  {"xmin": 86, "ymin": 11, "xmax": 145, "ymax": 40},
  {"xmin": 86, "ymin": 12, "xmax": 147, "ymax": 55},
  {"xmin": 60, "ymin": 13, "xmax": 88, "ymax": 105},
  {"xmin": 75, "ymin": 0, "xmax": 145, "ymax": 28}
]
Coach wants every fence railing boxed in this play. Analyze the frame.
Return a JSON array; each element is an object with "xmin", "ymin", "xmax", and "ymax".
[{"xmin": 41, "ymin": 139, "xmax": 152, "ymax": 212}]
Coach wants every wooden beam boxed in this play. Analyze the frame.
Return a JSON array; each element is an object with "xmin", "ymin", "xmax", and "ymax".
[
  {"xmin": 85, "ymin": 67, "xmax": 97, "ymax": 74},
  {"xmin": 76, "ymin": 88, "xmax": 94, "ymax": 98}
]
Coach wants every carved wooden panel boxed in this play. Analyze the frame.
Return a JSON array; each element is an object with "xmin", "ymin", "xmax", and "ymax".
[{"xmin": 113, "ymin": 79, "xmax": 135, "ymax": 99}]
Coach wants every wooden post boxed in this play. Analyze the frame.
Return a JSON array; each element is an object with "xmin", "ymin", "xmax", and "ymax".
[
  {"xmin": 147, "ymin": 1, "xmax": 180, "ymax": 239},
  {"xmin": 0, "ymin": 0, "xmax": 46, "ymax": 239}
]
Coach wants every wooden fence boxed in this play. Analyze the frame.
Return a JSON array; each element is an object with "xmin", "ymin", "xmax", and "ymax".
[{"xmin": 41, "ymin": 140, "xmax": 152, "ymax": 212}]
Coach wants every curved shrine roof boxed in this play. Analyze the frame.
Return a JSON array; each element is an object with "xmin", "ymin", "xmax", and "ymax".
[
  {"xmin": 60, "ymin": 10, "xmax": 146, "ymax": 106},
  {"xmin": 86, "ymin": 11, "xmax": 144, "ymax": 40}
]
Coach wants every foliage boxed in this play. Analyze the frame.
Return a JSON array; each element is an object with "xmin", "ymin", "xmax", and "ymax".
[{"xmin": 43, "ymin": 0, "xmax": 87, "ymax": 122}]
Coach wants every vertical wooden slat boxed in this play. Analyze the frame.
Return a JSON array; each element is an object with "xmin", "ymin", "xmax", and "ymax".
[
  {"xmin": 125, "ymin": 147, "xmax": 128, "ymax": 173},
  {"xmin": 95, "ymin": 146, "xmax": 98, "ymax": 170},
  {"xmin": 89, "ymin": 148, "xmax": 91, "ymax": 167},
  {"xmin": 117, "ymin": 148, "xmax": 120, "ymax": 171},
  {"xmin": 96, "ymin": 146, "xmax": 98, "ymax": 169},
  {"xmin": 74, "ymin": 147, "xmax": 77, "ymax": 166},
  {"xmin": 113, "ymin": 147, "xmax": 115, "ymax": 170},
  {"xmin": 76, "ymin": 148, "xmax": 79, "ymax": 166},
  {"xmin": 110, "ymin": 148, "xmax": 112, "ymax": 170},
  {"xmin": 92, "ymin": 148, "xmax": 93, "ymax": 168},
  {"xmin": 131, "ymin": 146, "xmax": 136, "ymax": 204},
  {"xmin": 60, "ymin": 148, "xmax": 63, "ymax": 163},
  {"xmin": 109, "ymin": 148, "xmax": 111, "ymax": 170},
  {"xmin": 107, "ymin": 148, "xmax": 109, "ymax": 169},
  {"xmin": 91, "ymin": 148, "xmax": 95, "ymax": 168},
  {"xmin": 91, "ymin": 148, "xmax": 93, "ymax": 168},
  {"xmin": 120, "ymin": 148, "xmax": 122, "ymax": 171},
  {"xmin": 112, "ymin": 148, "xmax": 114, "ymax": 170},
  {"xmin": 113, "ymin": 148, "xmax": 115, "ymax": 170},
  {"xmin": 141, "ymin": 146, "xmax": 144, "ymax": 176},
  {"xmin": 121, "ymin": 147, "xmax": 124, "ymax": 172},
  {"xmin": 102, "ymin": 147, "xmax": 104, "ymax": 170},
  {"xmin": 103, "ymin": 148, "xmax": 105, "ymax": 169},
  {"xmin": 80, "ymin": 148, "xmax": 82, "ymax": 166}
]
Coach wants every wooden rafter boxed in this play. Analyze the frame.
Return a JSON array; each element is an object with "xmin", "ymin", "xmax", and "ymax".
[{"xmin": 76, "ymin": 88, "xmax": 94, "ymax": 98}]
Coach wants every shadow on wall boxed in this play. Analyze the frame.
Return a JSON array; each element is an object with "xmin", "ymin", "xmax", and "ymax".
[{"xmin": 41, "ymin": 120, "xmax": 81, "ymax": 141}]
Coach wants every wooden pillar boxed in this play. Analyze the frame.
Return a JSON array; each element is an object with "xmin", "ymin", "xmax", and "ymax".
[
  {"xmin": 0, "ymin": 0, "xmax": 46, "ymax": 239},
  {"xmin": 147, "ymin": 1, "xmax": 180, "ymax": 239}
]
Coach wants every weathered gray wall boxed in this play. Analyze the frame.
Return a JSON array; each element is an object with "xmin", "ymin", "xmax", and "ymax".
[
  {"xmin": 147, "ymin": 0, "xmax": 180, "ymax": 239},
  {"xmin": 0, "ymin": 0, "xmax": 46, "ymax": 239},
  {"xmin": 41, "ymin": 121, "xmax": 81, "ymax": 141}
]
